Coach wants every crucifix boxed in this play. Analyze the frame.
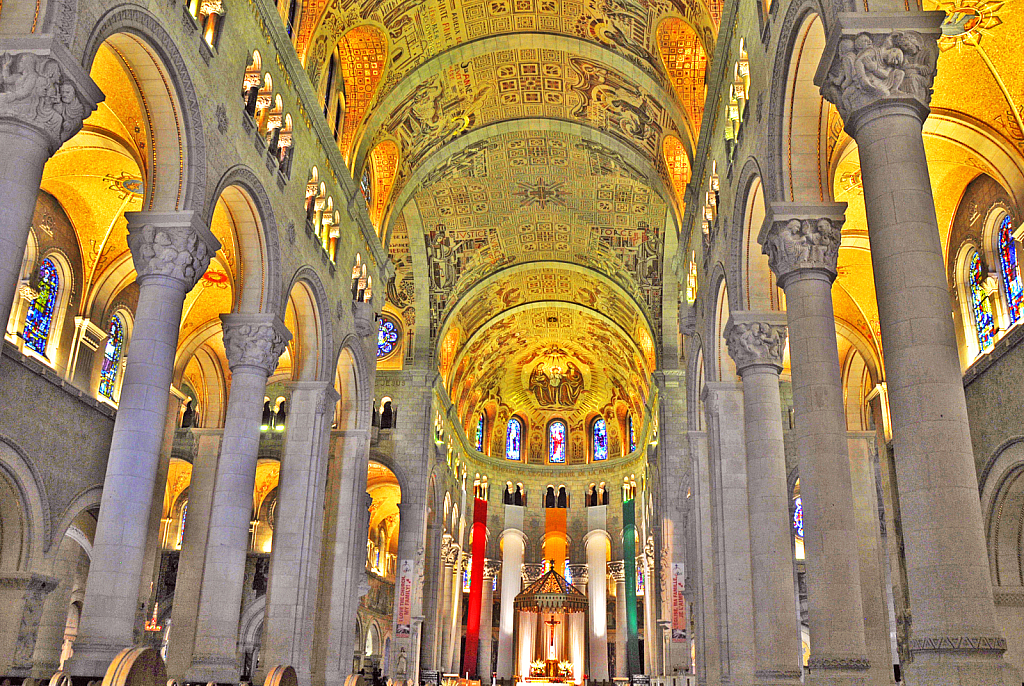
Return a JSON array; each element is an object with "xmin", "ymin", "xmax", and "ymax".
[{"xmin": 544, "ymin": 615, "xmax": 561, "ymax": 658}]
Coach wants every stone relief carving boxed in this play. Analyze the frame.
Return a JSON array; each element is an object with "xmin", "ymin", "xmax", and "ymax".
[
  {"xmin": 762, "ymin": 217, "xmax": 842, "ymax": 281},
  {"xmin": 0, "ymin": 51, "xmax": 94, "ymax": 151},
  {"xmin": 221, "ymin": 319, "xmax": 290, "ymax": 374},
  {"xmin": 820, "ymin": 30, "xmax": 939, "ymax": 122},
  {"xmin": 127, "ymin": 222, "xmax": 215, "ymax": 287},
  {"xmin": 725, "ymin": 321, "xmax": 787, "ymax": 371}
]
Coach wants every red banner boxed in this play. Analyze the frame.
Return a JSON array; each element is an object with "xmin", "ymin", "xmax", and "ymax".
[{"xmin": 672, "ymin": 563, "xmax": 686, "ymax": 642}]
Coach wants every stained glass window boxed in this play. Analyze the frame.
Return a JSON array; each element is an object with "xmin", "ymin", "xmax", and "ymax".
[
  {"xmin": 475, "ymin": 413, "xmax": 485, "ymax": 452},
  {"xmin": 793, "ymin": 496, "xmax": 803, "ymax": 539},
  {"xmin": 998, "ymin": 214, "xmax": 1023, "ymax": 324},
  {"xmin": 627, "ymin": 414, "xmax": 636, "ymax": 453},
  {"xmin": 592, "ymin": 417, "xmax": 608, "ymax": 461},
  {"xmin": 969, "ymin": 251, "xmax": 996, "ymax": 351},
  {"xmin": 377, "ymin": 314, "xmax": 400, "ymax": 359},
  {"xmin": 636, "ymin": 558, "xmax": 646, "ymax": 595},
  {"xmin": 564, "ymin": 560, "xmax": 573, "ymax": 586},
  {"xmin": 176, "ymin": 500, "xmax": 188, "ymax": 549},
  {"xmin": 548, "ymin": 420, "xmax": 566, "ymax": 464},
  {"xmin": 98, "ymin": 315, "xmax": 125, "ymax": 400},
  {"xmin": 505, "ymin": 418, "xmax": 522, "ymax": 461},
  {"xmin": 23, "ymin": 258, "xmax": 59, "ymax": 356}
]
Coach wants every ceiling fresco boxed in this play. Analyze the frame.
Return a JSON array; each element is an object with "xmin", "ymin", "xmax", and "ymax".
[
  {"xmin": 301, "ymin": 0, "xmax": 720, "ymax": 106},
  {"xmin": 362, "ymin": 48, "xmax": 680, "ymax": 186},
  {"xmin": 415, "ymin": 130, "xmax": 666, "ymax": 339},
  {"xmin": 447, "ymin": 305, "xmax": 649, "ymax": 462}
]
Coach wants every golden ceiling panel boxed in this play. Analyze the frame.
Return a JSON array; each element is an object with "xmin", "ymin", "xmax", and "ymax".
[
  {"xmin": 364, "ymin": 48, "xmax": 676, "ymax": 190},
  {"xmin": 415, "ymin": 130, "xmax": 665, "ymax": 340},
  {"xmin": 386, "ymin": 213, "xmax": 416, "ymax": 331},
  {"xmin": 301, "ymin": 0, "xmax": 718, "ymax": 107}
]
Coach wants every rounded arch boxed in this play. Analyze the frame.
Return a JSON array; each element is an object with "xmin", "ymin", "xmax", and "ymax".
[
  {"xmin": 730, "ymin": 157, "xmax": 781, "ymax": 312},
  {"xmin": 83, "ymin": 5, "xmax": 208, "ymax": 213},
  {"xmin": 206, "ymin": 166, "xmax": 284, "ymax": 316},
  {"xmin": 767, "ymin": 1, "xmax": 832, "ymax": 205},
  {"xmin": 686, "ymin": 336, "xmax": 705, "ymax": 431},
  {"xmin": 0, "ymin": 435, "xmax": 50, "ymax": 568},
  {"xmin": 708, "ymin": 269, "xmax": 737, "ymax": 382},
  {"xmin": 334, "ymin": 338, "xmax": 372, "ymax": 431},
  {"xmin": 282, "ymin": 267, "xmax": 334, "ymax": 383},
  {"xmin": 980, "ymin": 439, "xmax": 1024, "ymax": 587}
]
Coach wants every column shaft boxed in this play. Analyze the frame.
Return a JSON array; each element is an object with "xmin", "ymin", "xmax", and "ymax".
[
  {"xmin": 585, "ymin": 531, "xmax": 610, "ymax": 680},
  {"xmin": 439, "ymin": 559, "xmax": 456, "ymax": 672},
  {"xmin": 478, "ymin": 569, "xmax": 495, "ymax": 679},
  {"xmin": 261, "ymin": 383, "xmax": 335, "ymax": 684},
  {"xmin": 725, "ymin": 315, "xmax": 803, "ymax": 686},
  {"xmin": 187, "ymin": 367, "xmax": 275, "ymax": 681},
  {"xmin": 496, "ymin": 529, "xmax": 525, "ymax": 678}
]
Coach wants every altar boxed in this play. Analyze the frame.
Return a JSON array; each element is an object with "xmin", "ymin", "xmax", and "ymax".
[{"xmin": 512, "ymin": 564, "xmax": 588, "ymax": 685}]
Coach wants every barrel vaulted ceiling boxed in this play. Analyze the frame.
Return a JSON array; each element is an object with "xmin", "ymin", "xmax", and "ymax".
[{"xmin": 297, "ymin": 0, "xmax": 718, "ymax": 433}]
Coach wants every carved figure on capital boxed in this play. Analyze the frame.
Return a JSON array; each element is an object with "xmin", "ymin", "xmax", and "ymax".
[
  {"xmin": 762, "ymin": 217, "xmax": 842, "ymax": 281},
  {"xmin": 221, "ymin": 317, "xmax": 291, "ymax": 375},
  {"xmin": 820, "ymin": 30, "xmax": 939, "ymax": 123},
  {"xmin": 0, "ymin": 50, "xmax": 96, "ymax": 150},
  {"xmin": 127, "ymin": 220, "xmax": 218, "ymax": 288},
  {"xmin": 725, "ymin": 321, "xmax": 788, "ymax": 371}
]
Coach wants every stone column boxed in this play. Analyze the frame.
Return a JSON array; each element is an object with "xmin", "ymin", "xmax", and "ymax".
[
  {"xmin": 439, "ymin": 539, "xmax": 459, "ymax": 673},
  {"xmin": 759, "ymin": 203, "xmax": 869, "ymax": 684},
  {"xmin": 29, "ymin": 540, "xmax": 87, "ymax": 678},
  {"xmin": 496, "ymin": 528, "xmax": 526, "ymax": 678},
  {"xmin": 816, "ymin": 14, "xmax": 1019, "ymax": 684},
  {"xmin": 724, "ymin": 313, "xmax": 803, "ymax": 686},
  {"xmin": 71, "ymin": 212, "xmax": 218, "ymax": 676},
  {"xmin": 449, "ymin": 551, "xmax": 467, "ymax": 673},
  {"xmin": 186, "ymin": 314, "xmax": 290, "ymax": 683},
  {"xmin": 261, "ymin": 382, "xmax": 338, "ymax": 684},
  {"xmin": 687, "ymin": 430, "xmax": 722, "ymax": 686},
  {"xmin": 585, "ymin": 529, "xmax": 611, "ymax": 680},
  {"xmin": 610, "ymin": 561, "xmax": 627, "ymax": 679},
  {"xmin": 479, "ymin": 559, "xmax": 499, "ymax": 679},
  {"xmin": 315, "ymin": 428, "xmax": 373, "ymax": 686},
  {"xmin": 0, "ymin": 36, "xmax": 101, "ymax": 332},
  {"xmin": 701, "ymin": 383, "xmax": 755, "ymax": 686}
]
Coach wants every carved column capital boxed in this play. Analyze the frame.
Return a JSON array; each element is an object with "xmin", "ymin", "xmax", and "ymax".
[
  {"xmin": 220, "ymin": 314, "xmax": 291, "ymax": 376},
  {"xmin": 482, "ymin": 558, "xmax": 502, "ymax": 580},
  {"xmin": 0, "ymin": 35, "xmax": 104, "ymax": 153},
  {"xmin": 725, "ymin": 312, "xmax": 788, "ymax": 374},
  {"xmin": 815, "ymin": 12, "xmax": 944, "ymax": 134},
  {"xmin": 759, "ymin": 203, "xmax": 847, "ymax": 288},
  {"xmin": 607, "ymin": 560, "xmax": 626, "ymax": 582},
  {"xmin": 126, "ymin": 211, "xmax": 221, "ymax": 289}
]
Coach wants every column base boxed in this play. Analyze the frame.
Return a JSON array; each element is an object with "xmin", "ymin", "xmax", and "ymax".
[
  {"xmin": 753, "ymin": 668, "xmax": 803, "ymax": 686},
  {"xmin": 903, "ymin": 648, "xmax": 1020, "ymax": 686},
  {"xmin": 184, "ymin": 654, "xmax": 241, "ymax": 685},
  {"xmin": 806, "ymin": 656, "xmax": 869, "ymax": 686},
  {"xmin": 67, "ymin": 641, "xmax": 131, "ymax": 679}
]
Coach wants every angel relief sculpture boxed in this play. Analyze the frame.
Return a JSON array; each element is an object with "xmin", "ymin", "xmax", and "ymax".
[{"xmin": 528, "ymin": 361, "xmax": 585, "ymax": 406}]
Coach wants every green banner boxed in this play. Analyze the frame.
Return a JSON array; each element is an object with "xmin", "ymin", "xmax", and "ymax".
[{"xmin": 623, "ymin": 498, "xmax": 642, "ymax": 676}]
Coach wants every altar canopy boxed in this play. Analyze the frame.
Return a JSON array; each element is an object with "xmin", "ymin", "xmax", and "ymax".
[{"xmin": 513, "ymin": 568, "xmax": 587, "ymax": 614}]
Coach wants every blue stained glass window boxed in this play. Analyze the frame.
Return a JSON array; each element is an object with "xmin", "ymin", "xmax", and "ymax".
[
  {"xmin": 592, "ymin": 417, "xmax": 608, "ymax": 461},
  {"xmin": 177, "ymin": 500, "xmax": 188, "ymax": 549},
  {"xmin": 548, "ymin": 420, "xmax": 566, "ymax": 464},
  {"xmin": 969, "ymin": 251, "xmax": 996, "ymax": 351},
  {"xmin": 505, "ymin": 418, "xmax": 522, "ymax": 461},
  {"xmin": 793, "ymin": 496, "xmax": 804, "ymax": 539},
  {"xmin": 98, "ymin": 315, "xmax": 125, "ymax": 400},
  {"xmin": 627, "ymin": 414, "xmax": 636, "ymax": 453},
  {"xmin": 23, "ymin": 258, "xmax": 58, "ymax": 356},
  {"xmin": 564, "ymin": 560, "xmax": 573, "ymax": 586},
  {"xmin": 475, "ymin": 413, "xmax": 485, "ymax": 452},
  {"xmin": 377, "ymin": 315, "xmax": 400, "ymax": 359},
  {"xmin": 998, "ymin": 215, "xmax": 1023, "ymax": 324}
]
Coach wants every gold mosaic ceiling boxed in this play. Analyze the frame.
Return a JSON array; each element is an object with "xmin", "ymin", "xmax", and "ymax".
[{"xmin": 301, "ymin": 0, "xmax": 716, "ymax": 430}]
